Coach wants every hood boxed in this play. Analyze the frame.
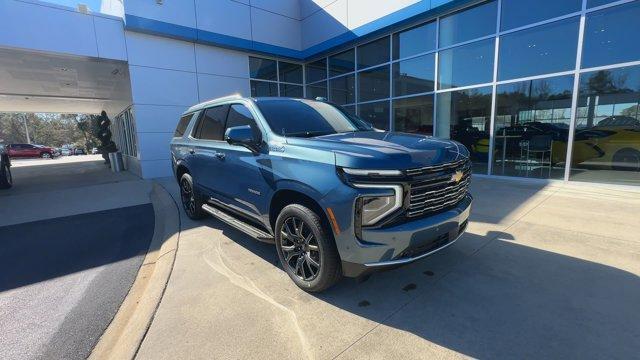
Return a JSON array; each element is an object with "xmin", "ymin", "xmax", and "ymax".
[{"xmin": 286, "ymin": 131, "xmax": 469, "ymax": 170}]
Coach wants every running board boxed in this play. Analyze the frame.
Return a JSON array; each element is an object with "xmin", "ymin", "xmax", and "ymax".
[{"xmin": 201, "ymin": 204, "xmax": 274, "ymax": 243}]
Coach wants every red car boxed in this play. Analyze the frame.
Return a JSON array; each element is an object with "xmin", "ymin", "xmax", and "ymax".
[{"xmin": 7, "ymin": 143, "xmax": 57, "ymax": 159}]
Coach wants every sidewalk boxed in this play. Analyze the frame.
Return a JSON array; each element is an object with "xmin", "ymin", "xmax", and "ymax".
[{"xmin": 135, "ymin": 177, "xmax": 640, "ymax": 359}]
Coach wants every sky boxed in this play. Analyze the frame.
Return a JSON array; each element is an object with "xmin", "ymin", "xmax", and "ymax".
[{"xmin": 44, "ymin": 0, "xmax": 103, "ymax": 13}]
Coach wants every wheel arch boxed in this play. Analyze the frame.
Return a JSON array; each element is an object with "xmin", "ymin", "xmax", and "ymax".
[{"xmin": 269, "ymin": 189, "xmax": 333, "ymax": 238}]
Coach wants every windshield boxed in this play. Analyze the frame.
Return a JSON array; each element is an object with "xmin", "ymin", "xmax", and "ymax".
[{"xmin": 254, "ymin": 99, "xmax": 372, "ymax": 137}]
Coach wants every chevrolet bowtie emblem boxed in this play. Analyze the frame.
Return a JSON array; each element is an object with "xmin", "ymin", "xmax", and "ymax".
[{"xmin": 451, "ymin": 170, "xmax": 464, "ymax": 183}]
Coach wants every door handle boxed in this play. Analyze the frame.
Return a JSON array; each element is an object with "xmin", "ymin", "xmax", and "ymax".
[
  {"xmin": 214, "ymin": 152, "xmax": 226, "ymax": 160},
  {"xmin": 188, "ymin": 148, "xmax": 195, "ymax": 154}
]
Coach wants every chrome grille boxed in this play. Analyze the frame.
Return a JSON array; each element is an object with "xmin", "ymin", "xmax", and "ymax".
[{"xmin": 406, "ymin": 160, "xmax": 471, "ymax": 218}]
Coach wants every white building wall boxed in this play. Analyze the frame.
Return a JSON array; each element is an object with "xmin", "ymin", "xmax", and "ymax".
[
  {"xmin": 0, "ymin": 0, "xmax": 126, "ymax": 61},
  {"xmin": 125, "ymin": 32, "xmax": 250, "ymax": 178}
]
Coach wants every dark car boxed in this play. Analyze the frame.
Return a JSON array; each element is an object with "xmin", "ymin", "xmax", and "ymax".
[
  {"xmin": 0, "ymin": 145, "xmax": 12, "ymax": 189},
  {"xmin": 170, "ymin": 96, "xmax": 472, "ymax": 292},
  {"xmin": 7, "ymin": 143, "xmax": 56, "ymax": 159}
]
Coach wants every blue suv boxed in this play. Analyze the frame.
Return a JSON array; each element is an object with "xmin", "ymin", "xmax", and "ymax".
[{"xmin": 170, "ymin": 96, "xmax": 472, "ymax": 292}]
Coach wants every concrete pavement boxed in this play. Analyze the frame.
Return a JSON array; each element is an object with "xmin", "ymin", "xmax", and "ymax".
[{"xmin": 136, "ymin": 177, "xmax": 640, "ymax": 359}]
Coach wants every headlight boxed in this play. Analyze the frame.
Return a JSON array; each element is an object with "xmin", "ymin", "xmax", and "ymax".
[
  {"xmin": 342, "ymin": 168, "xmax": 403, "ymax": 176},
  {"xmin": 354, "ymin": 184, "xmax": 403, "ymax": 226}
]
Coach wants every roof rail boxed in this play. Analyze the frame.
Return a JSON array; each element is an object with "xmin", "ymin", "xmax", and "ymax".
[{"xmin": 185, "ymin": 93, "xmax": 244, "ymax": 113}]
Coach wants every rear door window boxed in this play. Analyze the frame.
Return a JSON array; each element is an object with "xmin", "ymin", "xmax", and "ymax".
[{"xmin": 194, "ymin": 105, "xmax": 229, "ymax": 140}]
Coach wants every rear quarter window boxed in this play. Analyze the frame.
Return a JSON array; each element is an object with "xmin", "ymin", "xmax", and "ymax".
[{"xmin": 174, "ymin": 113, "xmax": 194, "ymax": 138}]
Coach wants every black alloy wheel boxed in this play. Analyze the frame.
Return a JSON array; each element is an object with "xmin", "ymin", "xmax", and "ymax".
[{"xmin": 279, "ymin": 216, "xmax": 321, "ymax": 281}]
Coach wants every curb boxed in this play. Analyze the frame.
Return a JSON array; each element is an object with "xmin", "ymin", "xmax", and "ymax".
[{"xmin": 89, "ymin": 181, "xmax": 180, "ymax": 360}]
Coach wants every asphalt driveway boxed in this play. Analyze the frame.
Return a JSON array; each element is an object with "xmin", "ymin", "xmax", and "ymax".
[
  {"xmin": 136, "ymin": 177, "xmax": 640, "ymax": 359},
  {"xmin": 0, "ymin": 156, "xmax": 154, "ymax": 360}
]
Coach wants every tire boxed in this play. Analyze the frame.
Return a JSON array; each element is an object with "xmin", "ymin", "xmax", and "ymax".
[
  {"xmin": 179, "ymin": 173, "xmax": 207, "ymax": 220},
  {"xmin": 612, "ymin": 148, "xmax": 640, "ymax": 171},
  {"xmin": 40, "ymin": 152, "xmax": 52, "ymax": 159},
  {"xmin": 0, "ymin": 162, "xmax": 12, "ymax": 189},
  {"xmin": 275, "ymin": 204, "xmax": 341, "ymax": 292}
]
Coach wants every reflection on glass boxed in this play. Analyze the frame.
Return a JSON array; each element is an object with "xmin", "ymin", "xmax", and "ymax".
[
  {"xmin": 587, "ymin": 0, "xmax": 618, "ymax": 7},
  {"xmin": 306, "ymin": 58, "xmax": 327, "ymax": 83},
  {"xmin": 439, "ymin": 1, "xmax": 497, "ymax": 47},
  {"xmin": 393, "ymin": 95, "xmax": 434, "ymax": 135},
  {"xmin": 329, "ymin": 75, "xmax": 355, "ymax": 105},
  {"xmin": 279, "ymin": 62, "xmax": 303, "ymax": 84},
  {"xmin": 249, "ymin": 57, "xmax": 277, "ymax": 80},
  {"xmin": 393, "ymin": 22, "xmax": 436, "ymax": 60},
  {"xmin": 500, "ymin": 0, "xmax": 581, "ymax": 30},
  {"xmin": 359, "ymin": 65, "xmax": 390, "ymax": 102},
  {"xmin": 498, "ymin": 18, "xmax": 579, "ymax": 80},
  {"xmin": 343, "ymin": 105, "xmax": 356, "ymax": 116},
  {"xmin": 393, "ymin": 54, "xmax": 435, "ymax": 97},
  {"xmin": 359, "ymin": 100, "xmax": 390, "ymax": 130},
  {"xmin": 305, "ymin": 82, "xmax": 327, "ymax": 99},
  {"xmin": 330, "ymin": 49, "xmax": 355, "ymax": 77},
  {"xmin": 582, "ymin": 1, "xmax": 640, "ymax": 69},
  {"xmin": 492, "ymin": 76, "xmax": 573, "ymax": 179},
  {"xmin": 570, "ymin": 66, "xmax": 640, "ymax": 185},
  {"xmin": 436, "ymin": 86, "xmax": 492, "ymax": 173},
  {"xmin": 438, "ymin": 39, "xmax": 494, "ymax": 89},
  {"xmin": 358, "ymin": 36, "xmax": 390, "ymax": 69},
  {"xmin": 251, "ymin": 80, "xmax": 278, "ymax": 97},
  {"xmin": 280, "ymin": 84, "xmax": 303, "ymax": 98}
]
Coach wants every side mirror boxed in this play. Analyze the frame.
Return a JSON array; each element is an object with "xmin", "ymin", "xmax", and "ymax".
[{"xmin": 225, "ymin": 125, "xmax": 260, "ymax": 152}]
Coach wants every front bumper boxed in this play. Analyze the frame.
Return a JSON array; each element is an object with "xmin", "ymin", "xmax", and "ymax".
[{"xmin": 340, "ymin": 194, "xmax": 472, "ymax": 278}]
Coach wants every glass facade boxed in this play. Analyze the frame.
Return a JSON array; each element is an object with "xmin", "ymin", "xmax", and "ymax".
[
  {"xmin": 249, "ymin": 0, "xmax": 640, "ymax": 186},
  {"xmin": 249, "ymin": 56, "xmax": 303, "ymax": 97}
]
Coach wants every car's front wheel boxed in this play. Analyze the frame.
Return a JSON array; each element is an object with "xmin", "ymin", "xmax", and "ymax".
[
  {"xmin": 0, "ymin": 161, "xmax": 12, "ymax": 189},
  {"xmin": 275, "ymin": 204, "xmax": 341, "ymax": 292},
  {"xmin": 40, "ymin": 152, "xmax": 52, "ymax": 159},
  {"xmin": 179, "ymin": 173, "xmax": 207, "ymax": 220}
]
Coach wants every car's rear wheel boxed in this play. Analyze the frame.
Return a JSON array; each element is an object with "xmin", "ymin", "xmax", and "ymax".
[
  {"xmin": 0, "ymin": 162, "xmax": 12, "ymax": 189},
  {"xmin": 179, "ymin": 173, "xmax": 207, "ymax": 220},
  {"xmin": 40, "ymin": 152, "xmax": 51, "ymax": 159},
  {"xmin": 275, "ymin": 204, "xmax": 341, "ymax": 292},
  {"xmin": 612, "ymin": 148, "xmax": 640, "ymax": 171}
]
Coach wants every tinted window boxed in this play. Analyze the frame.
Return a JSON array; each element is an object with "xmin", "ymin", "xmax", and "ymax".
[
  {"xmin": 436, "ymin": 86, "xmax": 492, "ymax": 173},
  {"xmin": 359, "ymin": 100, "xmax": 390, "ymax": 130},
  {"xmin": 393, "ymin": 94, "xmax": 434, "ymax": 135},
  {"xmin": 438, "ymin": 39, "xmax": 495, "ymax": 89},
  {"xmin": 174, "ymin": 113, "xmax": 193, "ymax": 137},
  {"xmin": 226, "ymin": 104, "xmax": 260, "ymax": 139},
  {"xmin": 439, "ymin": 1, "xmax": 497, "ymax": 47},
  {"xmin": 280, "ymin": 84, "xmax": 303, "ymax": 98},
  {"xmin": 255, "ymin": 99, "xmax": 367, "ymax": 136},
  {"xmin": 251, "ymin": 80, "xmax": 278, "ymax": 97},
  {"xmin": 306, "ymin": 58, "xmax": 327, "ymax": 83},
  {"xmin": 499, "ymin": 18, "xmax": 579, "ymax": 80},
  {"xmin": 196, "ymin": 106, "xmax": 228, "ymax": 140},
  {"xmin": 357, "ymin": 36, "xmax": 390, "ymax": 69},
  {"xmin": 359, "ymin": 65, "xmax": 390, "ymax": 102},
  {"xmin": 501, "ymin": 0, "xmax": 581, "ymax": 30},
  {"xmin": 329, "ymin": 49, "xmax": 355, "ymax": 77},
  {"xmin": 570, "ymin": 66, "xmax": 640, "ymax": 184},
  {"xmin": 249, "ymin": 57, "xmax": 277, "ymax": 80},
  {"xmin": 393, "ymin": 53, "xmax": 435, "ymax": 97},
  {"xmin": 279, "ymin": 61, "xmax": 303, "ymax": 84},
  {"xmin": 306, "ymin": 82, "xmax": 328, "ymax": 99},
  {"xmin": 393, "ymin": 22, "xmax": 436, "ymax": 60},
  {"xmin": 582, "ymin": 1, "xmax": 640, "ymax": 69},
  {"xmin": 493, "ymin": 76, "xmax": 574, "ymax": 179},
  {"xmin": 330, "ymin": 74, "xmax": 355, "ymax": 105}
]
